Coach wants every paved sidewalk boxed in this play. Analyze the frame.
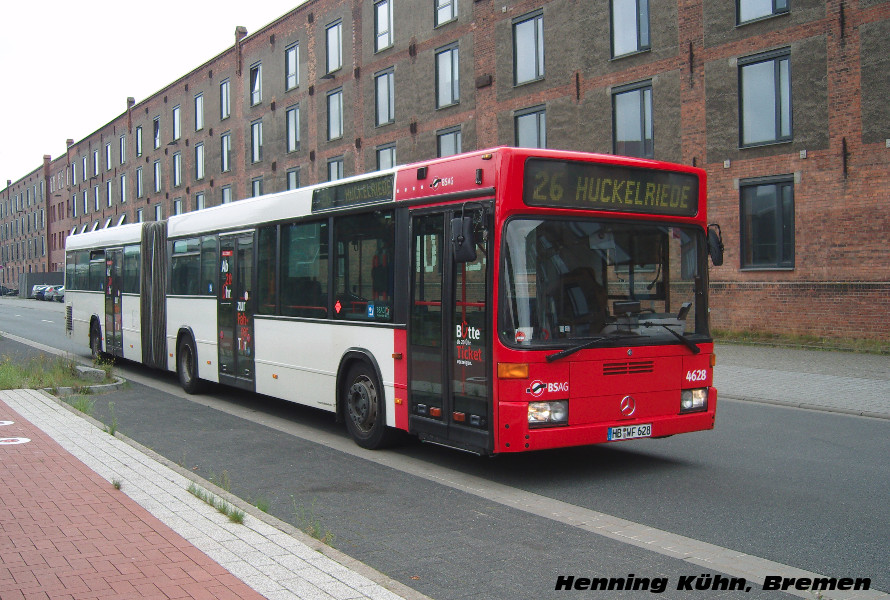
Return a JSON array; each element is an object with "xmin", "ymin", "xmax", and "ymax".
[
  {"xmin": 0, "ymin": 389, "xmax": 416, "ymax": 600},
  {"xmin": 714, "ymin": 343, "xmax": 890, "ymax": 419}
]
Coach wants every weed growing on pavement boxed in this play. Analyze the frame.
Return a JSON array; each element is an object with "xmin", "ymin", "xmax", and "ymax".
[
  {"xmin": 187, "ymin": 482, "xmax": 245, "ymax": 524},
  {"xmin": 67, "ymin": 395, "xmax": 96, "ymax": 416},
  {"xmin": 112, "ymin": 479, "xmax": 122, "ymax": 490},
  {"xmin": 104, "ymin": 402, "xmax": 119, "ymax": 436},
  {"xmin": 291, "ymin": 496, "xmax": 335, "ymax": 546}
]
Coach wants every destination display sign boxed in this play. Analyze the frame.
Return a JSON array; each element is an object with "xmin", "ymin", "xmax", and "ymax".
[
  {"xmin": 523, "ymin": 158, "xmax": 699, "ymax": 217},
  {"xmin": 312, "ymin": 174, "xmax": 394, "ymax": 212}
]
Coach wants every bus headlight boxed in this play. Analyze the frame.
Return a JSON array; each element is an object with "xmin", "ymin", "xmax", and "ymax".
[
  {"xmin": 528, "ymin": 401, "xmax": 568, "ymax": 427},
  {"xmin": 680, "ymin": 388, "xmax": 708, "ymax": 414}
]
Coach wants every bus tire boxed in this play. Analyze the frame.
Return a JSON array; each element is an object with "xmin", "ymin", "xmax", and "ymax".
[
  {"xmin": 89, "ymin": 321, "xmax": 103, "ymax": 361},
  {"xmin": 177, "ymin": 335, "xmax": 204, "ymax": 394},
  {"xmin": 342, "ymin": 362, "xmax": 397, "ymax": 450}
]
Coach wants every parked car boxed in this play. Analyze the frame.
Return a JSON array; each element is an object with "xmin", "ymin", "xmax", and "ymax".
[
  {"xmin": 32, "ymin": 285, "xmax": 50, "ymax": 300},
  {"xmin": 53, "ymin": 287, "xmax": 65, "ymax": 302},
  {"xmin": 43, "ymin": 285, "xmax": 63, "ymax": 301}
]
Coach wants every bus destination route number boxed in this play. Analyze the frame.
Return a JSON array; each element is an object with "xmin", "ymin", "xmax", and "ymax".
[{"xmin": 523, "ymin": 158, "xmax": 699, "ymax": 217}]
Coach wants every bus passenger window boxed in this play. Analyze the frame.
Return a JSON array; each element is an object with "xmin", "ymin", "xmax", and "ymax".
[{"xmin": 333, "ymin": 211, "xmax": 394, "ymax": 321}]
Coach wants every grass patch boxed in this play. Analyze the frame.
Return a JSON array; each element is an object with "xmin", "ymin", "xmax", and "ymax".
[
  {"xmin": 66, "ymin": 395, "xmax": 96, "ymax": 416},
  {"xmin": 187, "ymin": 482, "xmax": 245, "ymax": 524},
  {"xmin": 714, "ymin": 329, "xmax": 889, "ymax": 355},
  {"xmin": 0, "ymin": 354, "xmax": 87, "ymax": 390}
]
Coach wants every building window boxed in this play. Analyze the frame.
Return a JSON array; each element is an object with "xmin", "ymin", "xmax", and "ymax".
[
  {"xmin": 328, "ymin": 157, "xmax": 344, "ymax": 181},
  {"xmin": 611, "ymin": 0, "xmax": 650, "ymax": 58},
  {"xmin": 120, "ymin": 174, "xmax": 127, "ymax": 203},
  {"xmin": 82, "ymin": 156, "xmax": 88, "ymax": 180},
  {"xmin": 105, "ymin": 144, "xmax": 112, "ymax": 171},
  {"xmin": 119, "ymin": 135, "xmax": 126, "ymax": 164},
  {"xmin": 93, "ymin": 150, "xmax": 100, "ymax": 176},
  {"xmin": 435, "ymin": 0, "xmax": 455, "ymax": 26},
  {"xmin": 137, "ymin": 208, "xmax": 144, "ymax": 223},
  {"xmin": 106, "ymin": 180, "xmax": 112, "ymax": 207},
  {"xmin": 249, "ymin": 63, "xmax": 262, "ymax": 106},
  {"xmin": 285, "ymin": 43, "xmax": 299, "ymax": 90},
  {"xmin": 172, "ymin": 105, "xmax": 181, "ymax": 140},
  {"xmin": 375, "ymin": 69, "xmax": 395, "ymax": 126},
  {"xmin": 377, "ymin": 144, "xmax": 396, "ymax": 170},
  {"xmin": 220, "ymin": 79, "xmax": 231, "ymax": 119},
  {"xmin": 738, "ymin": 0, "xmax": 788, "ymax": 24},
  {"xmin": 286, "ymin": 105, "xmax": 300, "ymax": 152},
  {"xmin": 173, "ymin": 198, "xmax": 183, "ymax": 216},
  {"xmin": 287, "ymin": 168, "xmax": 300, "ymax": 190},
  {"xmin": 173, "ymin": 152, "xmax": 182, "ymax": 187},
  {"xmin": 327, "ymin": 88, "xmax": 343, "ymax": 140},
  {"xmin": 195, "ymin": 192, "xmax": 206, "ymax": 211},
  {"xmin": 436, "ymin": 44, "xmax": 459, "ymax": 108},
  {"xmin": 515, "ymin": 106, "xmax": 546, "ymax": 148},
  {"xmin": 437, "ymin": 126, "xmax": 461, "ymax": 157},
  {"xmin": 739, "ymin": 49, "xmax": 791, "ymax": 147},
  {"xmin": 136, "ymin": 167, "xmax": 143, "ymax": 198},
  {"xmin": 195, "ymin": 93, "xmax": 204, "ymax": 131},
  {"xmin": 513, "ymin": 11, "xmax": 544, "ymax": 85},
  {"xmin": 94, "ymin": 186, "xmax": 100, "ymax": 211},
  {"xmin": 82, "ymin": 191, "xmax": 88, "ymax": 215},
  {"xmin": 154, "ymin": 204, "xmax": 163, "ymax": 221},
  {"xmin": 153, "ymin": 160, "xmax": 161, "ymax": 193},
  {"xmin": 221, "ymin": 132, "xmax": 231, "ymax": 172},
  {"xmin": 222, "ymin": 186, "xmax": 232, "ymax": 204},
  {"xmin": 326, "ymin": 20, "xmax": 343, "ymax": 74},
  {"xmin": 375, "ymin": 0, "xmax": 393, "ymax": 52},
  {"xmin": 195, "ymin": 143, "xmax": 205, "ymax": 180},
  {"xmin": 612, "ymin": 81, "xmax": 653, "ymax": 158},
  {"xmin": 740, "ymin": 176, "xmax": 794, "ymax": 269},
  {"xmin": 135, "ymin": 126, "xmax": 143, "ymax": 157},
  {"xmin": 153, "ymin": 117, "xmax": 161, "ymax": 149},
  {"xmin": 251, "ymin": 178, "xmax": 263, "ymax": 197},
  {"xmin": 251, "ymin": 120, "xmax": 263, "ymax": 163}
]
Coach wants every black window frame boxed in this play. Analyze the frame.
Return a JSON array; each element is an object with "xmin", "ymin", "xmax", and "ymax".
[
  {"xmin": 739, "ymin": 175, "xmax": 795, "ymax": 270},
  {"xmin": 738, "ymin": 48, "xmax": 792, "ymax": 148}
]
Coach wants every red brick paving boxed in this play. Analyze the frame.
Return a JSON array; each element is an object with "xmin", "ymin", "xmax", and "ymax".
[{"xmin": 0, "ymin": 401, "xmax": 267, "ymax": 600}]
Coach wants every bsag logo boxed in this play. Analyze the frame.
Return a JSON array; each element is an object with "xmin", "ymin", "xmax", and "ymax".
[{"xmin": 526, "ymin": 380, "xmax": 569, "ymax": 397}]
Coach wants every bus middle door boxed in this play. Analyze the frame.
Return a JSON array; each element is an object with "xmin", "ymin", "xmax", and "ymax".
[
  {"xmin": 409, "ymin": 207, "xmax": 491, "ymax": 454},
  {"xmin": 218, "ymin": 233, "xmax": 256, "ymax": 392},
  {"xmin": 104, "ymin": 249, "xmax": 124, "ymax": 357}
]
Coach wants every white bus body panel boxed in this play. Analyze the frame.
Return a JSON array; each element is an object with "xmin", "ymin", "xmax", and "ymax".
[
  {"xmin": 253, "ymin": 319, "xmax": 396, "ymax": 427},
  {"xmin": 166, "ymin": 296, "xmax": 219, "ymax": 383},
  {"xmin": 121, "ymin": 293, "xmax": 143, "ymax": 362},
  {"xmin": 65, "ymin": 290, "xmax": 105, "ymax": 351}
]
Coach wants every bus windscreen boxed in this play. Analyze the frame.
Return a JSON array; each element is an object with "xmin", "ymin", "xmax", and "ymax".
[{"xmin": 523, "ymin": 158, "xmax": 699, "ymax": 217}]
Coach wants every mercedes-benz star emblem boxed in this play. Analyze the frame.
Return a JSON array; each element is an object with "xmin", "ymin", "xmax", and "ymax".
[{"xmin": 619, "ymin": 395, "xmax": 636, "ymax": 417}]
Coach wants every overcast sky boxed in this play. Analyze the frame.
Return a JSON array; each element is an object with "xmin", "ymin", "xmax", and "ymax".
[{"xmin": 0, "ymin": 1, "xmax": 305, "ymax": 187}]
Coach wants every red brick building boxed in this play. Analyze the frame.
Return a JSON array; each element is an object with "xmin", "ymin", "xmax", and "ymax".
[{"xmin": 2, "ymin": 0, "xmax": 888, "ymax": 339}]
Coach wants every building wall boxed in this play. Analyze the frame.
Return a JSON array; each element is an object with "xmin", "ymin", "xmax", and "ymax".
[{"xmin": 2, "ymin": 0, "xmax": 888, "ymax": 339}]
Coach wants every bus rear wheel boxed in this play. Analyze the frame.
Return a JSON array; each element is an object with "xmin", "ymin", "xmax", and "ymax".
[
  {"xmin": 342, "ymin": 363, "xmax": 398, "ymax": 450},
  {"xmin": 177, "ymin": 336, "xmax": 204, "ymax": 394}
]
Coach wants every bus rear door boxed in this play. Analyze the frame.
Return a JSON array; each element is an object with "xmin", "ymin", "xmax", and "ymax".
[
  {"xmin": 104, "ymin": 249, "xmax": 124, "ymax": 357},
  {"xmin": 409, "ymin": 206, "xmax": 491, "ymax": 453},
  {"xmin": 218, "ymin": 233, "xmax": 256, "ymax": 391}
]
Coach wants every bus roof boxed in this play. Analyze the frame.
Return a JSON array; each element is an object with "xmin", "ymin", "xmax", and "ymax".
[{"xmin": 65, "ymin": 221, "xmax": 146, "ymax": 252}]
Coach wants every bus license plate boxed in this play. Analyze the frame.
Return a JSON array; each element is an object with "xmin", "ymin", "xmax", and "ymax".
[{"xmin": 607, "ymin": 423, "xmax": 652, "ymax": 441}]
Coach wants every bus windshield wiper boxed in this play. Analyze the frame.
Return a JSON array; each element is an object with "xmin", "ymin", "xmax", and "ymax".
[
  {"xmin": 546, "ymin": 337, "xmax": 609, "ymax": 362},
  {"xmin": 641, "ymin": 321, "xmax": 700, "ymax": 354}
]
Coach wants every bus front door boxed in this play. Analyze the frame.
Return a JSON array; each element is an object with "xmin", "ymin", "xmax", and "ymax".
[
  {"xmin": 218, "ymin": 233, "xmax": 256, "ymax": 392},
  {"xmin": 409, "ymin": 208, "xmax": 491, "ymax": 453},
  {"xmin": 104, "ymin": 249, "xmax": 124, "ymax": 358}
]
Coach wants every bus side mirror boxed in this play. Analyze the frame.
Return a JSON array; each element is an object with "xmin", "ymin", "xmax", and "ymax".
[
  {"xmin": 451, "ymin": 216, "xmax": 477, "ymax": 263},
  {"xmin": 707, "ymin": 224, "xmax": 724, "ymax": 266}
]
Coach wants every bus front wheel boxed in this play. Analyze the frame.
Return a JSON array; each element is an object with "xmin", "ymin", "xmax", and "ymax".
[
  {"xmin": 342, "ymin": 363, "xmax": 397, "ymax": 450},
  {"xmin": 89, "ymin": 322, "xmax": 103, "ymax": 360}
]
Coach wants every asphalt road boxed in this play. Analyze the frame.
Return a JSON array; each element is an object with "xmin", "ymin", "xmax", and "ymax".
[{"xmin": 2, "ymin": 297, "xmax": 887, "ymax": 599}]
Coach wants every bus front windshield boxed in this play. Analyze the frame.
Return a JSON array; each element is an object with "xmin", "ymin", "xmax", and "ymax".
[{"xmin": 500, "ymin": 218, "xmax": 708, "ymax": 348}]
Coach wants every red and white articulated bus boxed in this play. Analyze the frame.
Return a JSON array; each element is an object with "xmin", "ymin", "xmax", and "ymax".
[{"xmin": 64, "ymin": 147, "xmax": 724, "ymax": 454}]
